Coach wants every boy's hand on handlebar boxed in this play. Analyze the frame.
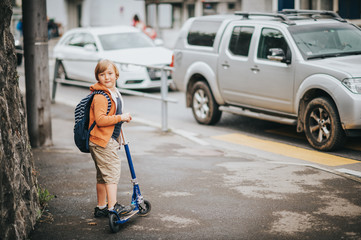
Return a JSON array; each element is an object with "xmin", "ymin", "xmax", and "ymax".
[{"xmin": 121, "ymin": 113, "xmax": 132, "ymax": 122}]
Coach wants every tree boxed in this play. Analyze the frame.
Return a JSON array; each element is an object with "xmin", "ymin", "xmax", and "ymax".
[{"xmin": 0, "ymin": 1, "xmax": 39, "ymax": 239}]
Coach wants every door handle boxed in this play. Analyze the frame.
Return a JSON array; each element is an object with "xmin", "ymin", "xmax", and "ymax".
[
  {"xmin": 221, "ymin": 61, "xmax": 230, "ymax": 69},
  {"xmin": 250, "ymin": 65, "xmax": 260, "ymax": 73}
]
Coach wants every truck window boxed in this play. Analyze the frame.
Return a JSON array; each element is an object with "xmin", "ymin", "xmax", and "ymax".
[
  {"xmin": 257, "ymin": 28, "xmax": 290, "ymax": 60},
  {"xmin": 229, "ymin": 26, "xmax": 254, "ymax": 56},
  {"xmin": 187, "ymin": 21, "xmax": 222, "ymax": 47}
]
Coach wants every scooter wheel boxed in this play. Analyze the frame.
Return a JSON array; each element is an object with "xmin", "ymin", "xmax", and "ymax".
[
  {"xmin": 109, "ymin": 213, "xmax": 120, "ymax": 233},
  {"xmin": 138, "ymin": 200, "xmax": 151, "ymax": 217}
]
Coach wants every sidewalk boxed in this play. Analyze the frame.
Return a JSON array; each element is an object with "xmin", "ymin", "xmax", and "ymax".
[
  {"xmin": 29, "ymin": 103, "xmax": 361, "ymax": 240},
  {"xmin": 30, "ymin": 102, "xmax": 208, "ymax": 239}
]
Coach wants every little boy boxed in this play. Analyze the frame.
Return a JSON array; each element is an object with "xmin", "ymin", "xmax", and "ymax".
[{"xmin": 89, "ymin": 59, "xmax": 133, "ymax": 217}]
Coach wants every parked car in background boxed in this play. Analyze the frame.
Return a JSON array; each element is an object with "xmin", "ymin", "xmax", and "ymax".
[
  {"xmin": 172, "ymin": 10, "xmax": 361, "ymax": 151},
  {"xmin": 53, "ymin": 25, "xmax": 172, "ymax": 89}
]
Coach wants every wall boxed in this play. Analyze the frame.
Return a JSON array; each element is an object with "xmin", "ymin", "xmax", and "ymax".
[
  {"xmin": 83, "ymin": 0, "xmax": 145, "ymax": 27},
  {"xmin": 242, "ymin": 0, "xmax": 273, "ymax": 12},
  {"xmin": 46, "ymin": 0, "xmax": 146, "ymax": 32},
  {"xmin": 46, "ymin": 0, "xmax": 67, "ymax": 30}
]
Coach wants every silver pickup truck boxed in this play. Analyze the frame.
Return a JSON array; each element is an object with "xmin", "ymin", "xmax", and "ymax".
[{"xmin": 172, "ymin": 10, "xmax": 361, "ymax": 151}]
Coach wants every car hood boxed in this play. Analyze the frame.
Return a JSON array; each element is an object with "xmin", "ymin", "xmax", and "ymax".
[
  {"xmin": 310, "ymin": 55, "xmax": 361, "ymax": 77},
  {"xmin": 101, "ymin": 47, "xmax": 172, "ymax": 66}
]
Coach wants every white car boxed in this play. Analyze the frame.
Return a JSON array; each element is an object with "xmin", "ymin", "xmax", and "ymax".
[{"xmin": 53, "ymin": 25, "xmax": 172, "ymax": 89}]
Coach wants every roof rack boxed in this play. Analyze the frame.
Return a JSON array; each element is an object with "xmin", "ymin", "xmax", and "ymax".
[
  {"xmin": 234, "ymin": 10, "xmax": 347, "ymax": 25},
  {"xmin": 279, "ymin": 9, "xmax": 347, "ymax": 22},
  {"xmin": 234, "ymin": 12, "xmax": 295, "ymax": 25}
]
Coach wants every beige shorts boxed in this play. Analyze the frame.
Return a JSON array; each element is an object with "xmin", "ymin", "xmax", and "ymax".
[{"xmin": 89, "ymin": 138, "xmax": 121, "ymax": 184}]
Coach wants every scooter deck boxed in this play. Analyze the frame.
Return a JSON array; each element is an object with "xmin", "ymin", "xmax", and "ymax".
[{"xmin": 119, "ymin": 209, "xmax": 139, "ymax": 222}]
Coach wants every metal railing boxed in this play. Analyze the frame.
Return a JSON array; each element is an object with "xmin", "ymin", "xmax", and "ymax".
[{"xmin": 51, "ymin": 58, "xmax": 176, "ymax": 132}]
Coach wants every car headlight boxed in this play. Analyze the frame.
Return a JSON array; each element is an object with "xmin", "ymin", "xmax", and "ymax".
[
  {"xmin": 147, "ymin": 68, "xmax": 162, "ymax": 79},
  {"xmin": 342, "ymin": 78, "xmax": 361, "ymax": 94}
]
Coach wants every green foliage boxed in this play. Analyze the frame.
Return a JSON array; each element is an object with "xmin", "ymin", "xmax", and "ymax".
[{"xmin": 38, "ymin": 186, "xmax": 55, "ymax": 209}]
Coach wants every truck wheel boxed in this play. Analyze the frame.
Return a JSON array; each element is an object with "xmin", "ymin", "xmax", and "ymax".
[
  {"xmin": 191, "ymin": 81, "xmax": 222, "ymax": 125},
  {"xmin": 304, "ymin": 97, "xmax": 345, "ymax": 151}
]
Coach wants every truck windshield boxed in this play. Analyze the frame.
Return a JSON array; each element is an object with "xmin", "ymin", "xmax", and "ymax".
[{"xmin": 288, "ymin": 23, "xmax": 361, "ymax": 60}]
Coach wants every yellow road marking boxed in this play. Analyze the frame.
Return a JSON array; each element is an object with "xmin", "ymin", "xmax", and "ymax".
[
  {"xmin": 212, "ymin": 133, "xmax": 359, "ymax": 166},
  {"xmin": 266, "ymin": 127, "xmax": 361, "ymax": 151}
]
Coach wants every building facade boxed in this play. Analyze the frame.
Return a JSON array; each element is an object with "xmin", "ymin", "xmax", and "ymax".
[
  {"xmin": 46, "ymin": 0, "xmax": 146, "ymax": 32},
  {"xmin": 144, "ymin": 0, "xmax": 359, "ymax": 31},
  {"xmin": 143, "ymin": 0, "xmax": 361, "ymax": 48},
  {"xmin": 12, "ymin": 0, "xmax": 361, "ymax": 49}
]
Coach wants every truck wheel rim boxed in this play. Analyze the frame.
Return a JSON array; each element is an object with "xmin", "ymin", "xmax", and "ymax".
[
  {"xmin": 193, "ymin": 89, "xmax": 209, "ymax": 119},
  {"xmin": 308, "ymin": 107, "xmax": 331, "ymax": 143}
]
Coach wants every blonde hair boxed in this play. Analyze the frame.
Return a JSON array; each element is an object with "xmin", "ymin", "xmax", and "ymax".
[{"xmin": 94, "ymin": 59, "xmax": 119, "ymax": 81}]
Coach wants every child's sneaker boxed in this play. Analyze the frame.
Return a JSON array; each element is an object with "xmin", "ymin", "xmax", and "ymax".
[
  {"xmin": 112, "ymin": 202, "xmax": 134, "ymax": 215},
  {"xmin": 94, "ymin": 206, "xmax": 109, "ymax": 218}
]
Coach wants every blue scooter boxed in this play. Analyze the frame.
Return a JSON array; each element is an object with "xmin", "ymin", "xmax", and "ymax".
[{"xmin": 108, "ymin": 130, "xmax": 151, "ymax": 233}]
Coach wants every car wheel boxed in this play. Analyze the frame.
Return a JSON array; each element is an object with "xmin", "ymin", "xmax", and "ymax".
[
  {"xmin": 191, "ymin": 81, "xmax": 222, "ymax": 125},
  {"xmin": 168, "ymin": 81, "xmax": 178, "ymax": 92},
  {"xmin": 16, "ymin": 54, "xmax": 22, "ymax": 66},
  {"xmin": 57, "ymin": 62, "xmax": 67, "ymax": 82},
  {"xmin": 15, "ymin": 46, "xmax": 23, "ymax": 66},
  {"xmin": 16, "ymin": 53, "xmax": 22, "ymax": 66},
  {"xmin": 304, "ymin": 97, "xmax": 345, "ymax": 151}
]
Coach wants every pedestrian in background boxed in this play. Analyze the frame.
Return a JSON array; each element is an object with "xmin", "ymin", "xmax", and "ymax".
[
  {"xmin": 16, "ymin": 18, "xmax": 23, "ymax": 37},
  {"xmin": 132, "ymin": 14, "xmax": 145, "ymax": 30},
  {"xmin": 132, "ymin": 14, "xmax": 157, "ymax": 40}
]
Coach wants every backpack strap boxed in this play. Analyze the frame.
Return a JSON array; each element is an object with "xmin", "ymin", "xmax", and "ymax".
[
  {"xmin": 88, "ymin": 90, "xmax": 112, "ymax": 132},
  {"xmin": 93, "ymin": 90, "xmax": 111, "ymax": 115}
]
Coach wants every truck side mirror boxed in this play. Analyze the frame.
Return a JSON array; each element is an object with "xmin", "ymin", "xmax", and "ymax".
[{"xmin": 267, "ymin": 48, "xmax": 291, "ymax": 64}]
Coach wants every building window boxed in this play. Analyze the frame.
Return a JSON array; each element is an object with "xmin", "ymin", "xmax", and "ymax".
[
  {"xmin": 228, "ymin": 3, "xmax": 235, "ymax": 10},
  {"xmin": 203, "ymin": 3, "xmax": 217, "ymax": 15},
  {"xmin": 188, "ymin": 4, "xmax": 195, "ymax": 18}
]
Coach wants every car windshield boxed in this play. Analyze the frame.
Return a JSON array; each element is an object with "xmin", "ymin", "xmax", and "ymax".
[
  {"xmin": 98, "ymin": 32, "xmax": 155, "ymax": 50},
  {"xmin": 288, "ymin": 23, "xmax": 361, "ymax": 60}
]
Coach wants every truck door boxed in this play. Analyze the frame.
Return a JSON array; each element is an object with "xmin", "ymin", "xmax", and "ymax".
[
  {"xmin": 249, "ymin": 27, "xmax": 294, "ymax": 113},
  {"xmin": 218, "ymin": 24, "xmax": 255, "ymax": 106}
]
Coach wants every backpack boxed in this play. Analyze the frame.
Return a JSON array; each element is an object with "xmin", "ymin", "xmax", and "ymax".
[{"xmin": 74, "ymin": 90, "xmax": 111, "ymax": 153}]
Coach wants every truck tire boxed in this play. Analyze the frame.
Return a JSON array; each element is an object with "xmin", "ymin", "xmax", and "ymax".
[
  {"xmin": 304, "ymin": 97, "xmax": 345, "ymax": 151},
  {"xmin": 191, "ymin": 81, "xmax": 222, "ymax": 125}
]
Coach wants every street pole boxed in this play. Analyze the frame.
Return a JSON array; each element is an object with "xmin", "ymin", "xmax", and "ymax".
[
  {"xmin": 22, "ymin": 0, "xmax": 52, "ymax": 147},
  {"xmin": 160, "ymin": 68, "xmax": 168, "ymax": 132}
]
